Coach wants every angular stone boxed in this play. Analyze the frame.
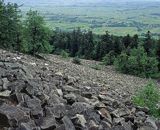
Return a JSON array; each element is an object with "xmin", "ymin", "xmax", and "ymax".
[
  {"xmin": 56, "ymin": 89, "xmax": 63, "ymax": 97},
  {"xmin": 62, "ymin": 116, "xmax": 75, "ymax": 130},
  {"xmin": 136, "ymin": 106, "xmax": 149, "ymax": 113},
  {"xmin": 72, "ymin": 114, "xmax": 87, "ymax": 128},
  {"xmin": 98, "ymin": 95, "xmax": 114, "ymax": 102},
  {"xmin": 122, "ymin": 121, "xmax": 133, "ymax": 130},
  {"xmin": 113, "ymin": 118, "xmax": 125, "ymax": 125},
  {"xmin": 62, "ymin": 85, "xmax": 78, "ymax": 93},
  {"xmin": 55, "ymin": 72, "xmax": 63, "ymax": 77},
  {"xmin": 89, "ymin": 120, "xmax": 99, "ymax": 130},
  {"xmin": 26, "ymin": 98, "xmax": 43, "ymax": 117},
  {"xmin": 46, "ymin": 104, "xmax": 66, "ymax": 118},
  {"xmin": 2, "ymin": 78, "xmax": 9, "ymax": 90},
  {"xmin": 112, "ymin": 108, "xmax": 130, "ymax": 118},
  {"xmin": 40, "ymin": 116, "xmax": 57, "ymax": 130},
  {"xmin": 138, "ymin": 126, "xmax": 156, "ymax": 130},
  {"xmin": 66, "ymin": 76, "xmax": 77, "ymax": 85},
  {"xmin": 94, "ymin": 102, "xmax": 106, "ymax": 110},
  {"xmin": 0, "ymin": 90, "xmax": 11, "ymax": 98},
  {"xmin": 70, "ymin": 102, "xmax": 92, "ymax": 115},
  {"xmin": 98, "ymin": 108, "xmax": 112, "ymax": 124},
  {"xmin": 145, "ymin": 117, "xmax": 158, "ymax": 130},
  {"xmin": 111, "ymin": 126, "xmax": 125, "ymax": 130},
  {"xmin": 20, "ymin": 120, "xmax": 38, "ymax": 130},
  {"xmin": 0, "ymin": 103, "xmax": 29, "ymax": 127},
  {"xmin": 64, "ymin": 93, "xmax": 77, "ymax": 104}
]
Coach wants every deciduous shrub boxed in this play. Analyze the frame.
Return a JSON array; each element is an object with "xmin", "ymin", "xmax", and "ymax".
[
  {"xmin": 132, "ymin": 82, "xmax": 160, "ymax": 118},
  {"xmin": 61, "ymin": 50, "xmax": 69, "ymax": 58},
  {"xmin": 114, "ymin": 45, "xmax": 159, "ymax": 78},
  {"xmin": 102, "ymin": 51, "xmax": 116, "ymax": 65},
  {"xmin": 72, "ymin": 57, "xmax": 81, "ymax": 65}
]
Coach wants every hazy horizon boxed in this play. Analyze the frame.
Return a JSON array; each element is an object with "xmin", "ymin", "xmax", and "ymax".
[{"xmin": 5, "ymin": 0, "xmax": 160, "ymax": 6}]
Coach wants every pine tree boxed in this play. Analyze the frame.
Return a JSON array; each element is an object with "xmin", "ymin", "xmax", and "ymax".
[
  {"xmin": 24, "ymin": 10, "xmax": 52, "ymax": 55},
  {"xmin": 0, "ymin": 1, "xmax": 22, "ymax": 50}
]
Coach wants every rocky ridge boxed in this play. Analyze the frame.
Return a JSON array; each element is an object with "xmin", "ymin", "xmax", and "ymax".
[{"xmin": 0, "ymin": 50, "xmax": 159, "ymax": 130}]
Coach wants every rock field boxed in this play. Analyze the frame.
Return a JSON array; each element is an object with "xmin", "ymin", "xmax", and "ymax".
[{"xmin": 0, "ymin": 49, "xmax": 159, "ymax": 130}]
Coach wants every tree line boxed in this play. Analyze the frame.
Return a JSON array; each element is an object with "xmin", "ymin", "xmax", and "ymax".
[{"xmin": 0, "ymin": 0, "xmax": 160, "ymax": 78}]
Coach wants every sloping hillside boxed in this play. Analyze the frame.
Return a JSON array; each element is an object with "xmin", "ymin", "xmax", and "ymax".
[{"xmin": 0, "ymin": 49, "xmax": 159, "ymax": 130}]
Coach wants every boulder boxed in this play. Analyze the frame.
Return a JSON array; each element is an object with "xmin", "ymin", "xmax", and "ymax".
[
  {"xmin": 62, "ymin": 116, "xmax": 76, "ymax": 130},
  {"xmin": 0, "ymin": 103, "xmax": 29, "ymax": 127}
]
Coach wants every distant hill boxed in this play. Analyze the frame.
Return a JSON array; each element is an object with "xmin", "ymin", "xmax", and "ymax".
[{"xmin": 5, "ymin": 0, "xmax": 160, "ymax": 6}]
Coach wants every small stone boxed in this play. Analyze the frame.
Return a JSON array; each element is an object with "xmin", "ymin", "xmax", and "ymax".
[
  {"xmin": 112, "ymin": 108, "xmax": 130, "ymax": 118},
  {"xmin": 122, "ymin": 121, "xmax": 133, "ymax": 130},
  {"xmin": 62, "ymin": 85, "xmax": 78, "ymax": 93},
  {"xmin": 113, "ymin": 118, "xmax": 125, "ymax": 125},
  {"xmin": 56, "ymin": 89, "xmax": 63, "ymax": 97},
  {"xmin": 64, "ymin": 93, "xmax": 77, "ymax": 104},
  {"xmin": 0, "ymin": 90, "xmax": 11, "ymax": 97},
  {"xmin": 72, "ymin": 114, "xmax": 87, "ymax": 128},
  {"xmin": 98, "ymin": 108, "xmax": 112, "ymax": 124},
  {"xmin": 138, "ymin": 126, "xmax": 156, "ymax": 130},
  {"xmin": 2, "ymin": 78, "xmax": 9, "ymax": 90},
  {"xmin": 89, "ymin": 120, "xmax": 99, "ymax": 130},
  {"xmin": 55, "ymin": 72, "xmax": 63, "ymax": 77}
]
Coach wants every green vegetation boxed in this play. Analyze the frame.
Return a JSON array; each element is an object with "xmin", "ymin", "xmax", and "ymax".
[
  {"xmin": 114, "ymin": 45, "xmax": 159, "ymax": 78},
  {"xmin": 18, "ymin": 1, "xmax": 160, "ymax": 37},
  {"xmin": 90, "ymin": 64, "xmax": 102, "ymax": 70},
  {"xmin": 133, "ymin": 82, "xmax": 160, "ymax": 118},
  {"xmin": 72, "ymin": 57, "xmax": 81, "ymax": 65},
  {"xmin": 60, "ymin": 50, "xmax": 69, "ymax": 58},
  {"xmin": 0, "ymin": 0, "xmax": 160, "ymax": 79},
  {"xmin": 24, "ymin": 10, "xmax": 52, "ymax": 55},
  {"xmin": 102, "ymin": 51, "xmax": 116, "ymax": 65}
]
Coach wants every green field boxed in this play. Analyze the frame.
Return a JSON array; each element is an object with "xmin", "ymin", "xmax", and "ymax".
[{"xmin": 20, "ymin": 1, "xmax": 160, "ymax": 36}]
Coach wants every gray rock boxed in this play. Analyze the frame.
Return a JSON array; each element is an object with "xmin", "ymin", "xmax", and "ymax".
[
  {"xmin": 145, "ymin": 117, "xmax": 158, "ymax": 130},
  {"xmin": 20, "ymin": 120, "xmax": 38, "ymax": 130},
  {"xmin": 112, "ymin": 108, "xmax": 130, "ymax": 118},
  {"xmin": 26, "ymin": 98, "xmax": 43, "ymax": 117},
  {"xmin": 98, "ymin": 108, "xmax": 112, "ymax": 124},
  {"xmin": 98, "ymin": 95, "xmax": 115, "ymax": 102},
  {"xmin": 62, "ymin": 85, "xmax": 78, "ymax": 93},
  {"xmin": 0, "ymin": 103, "xmax": 29, "ymax": 127},
  {"xmin": 138, "ymin": 126, "xmax": 156, "ymax": 130},
  {"xmin": 122, "ymin": 121, "xmax": 133, "ymax": 130},
  {"xmin": 46, "ymin": 104, "xmax": 66, "ymax": 118},
  {"xmin": 89, "ymin": 120, "xmax": 99, "ymax": 130},
  {"xmin": 62, "ymin": 116, "xmax": 76, "ymax": 130},
  {"xmin": 72, "ymin": 114, "xmax": 87, "ymax": 128},
  {"xmin": 70, "ymin": 102, "xmax": 92, "ymax": 115},
  {"xmin": 64, "ymin": 93, "xmax": 77, "ymax": 104},
  {"xmin": 0, "ymin": 90, "xmax": 11, "ymax": 98},
  {"xmin": 2, "ymin": 78, "xmax": 9, "ymax": 90},
  {"xmin": 113, "ymin": 118, "xmax": 125, "ymax": 125},
  {"xmin": 40, "ymin": 116, "xmax": 57, "ymax": 130},
  {"xmin": 56, "ymin": 89, "xmax": 63, "ymax": 97},
  {"xmin": 110, "ymin": 126, "xmax": 125, "ymax": 130},
  {"xmin": 136, "ymin": 106, "xmax": 149, "ymax": 113}
]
